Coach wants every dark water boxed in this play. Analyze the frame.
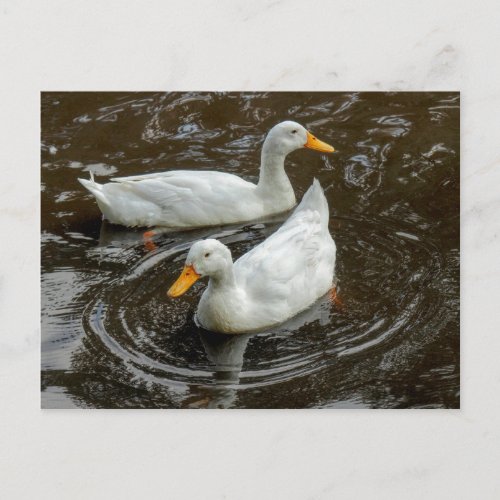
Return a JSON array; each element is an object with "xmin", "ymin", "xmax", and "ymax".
[{"xmin": 41, "ymin": 92, "xmax": 459, "ymax": 409}]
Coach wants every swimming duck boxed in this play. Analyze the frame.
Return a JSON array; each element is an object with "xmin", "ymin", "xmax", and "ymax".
[
  {"xmin": 168, "ymin": 179, "xmax": 336, "ymax": 334},
  {"xmin": 78, "ymin": 121, "xmax": 334, "ymax": 228}
]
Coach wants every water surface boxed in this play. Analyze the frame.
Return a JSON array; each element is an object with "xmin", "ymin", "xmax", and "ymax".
[{"xmin": 41, "ymin": 91, "xmax": 459, "ymax": 408}]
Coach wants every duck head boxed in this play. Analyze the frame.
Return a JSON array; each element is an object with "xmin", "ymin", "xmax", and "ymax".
[
  {"xmin": 167, "ymin": 239, "xmax": 232, "ymax": 297},
  {"xmin": 263, "ymin": 120, "xmax": 334, "ymax": 156}
]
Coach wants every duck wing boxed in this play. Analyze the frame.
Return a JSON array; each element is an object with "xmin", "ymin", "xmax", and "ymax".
[
  {"xmin": 235, "ymin": 179, "xmax": 336, "ymax": 309},
  {"xmin": 111, "ymin": 170, "xmax": 258, "ymax": 227}
]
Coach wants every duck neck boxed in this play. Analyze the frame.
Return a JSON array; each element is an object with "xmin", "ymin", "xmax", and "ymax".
[
  {"xmin": 207, "ymin": 261, "xmax": 237, "ymax": 294},
  {"xmin": 257, "ymin": 142, "xmax": 294, "ymax": 198}
]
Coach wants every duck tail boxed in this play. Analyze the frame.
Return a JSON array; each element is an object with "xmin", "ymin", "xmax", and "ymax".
[
  {"xmin": 78, "ymin": 172, "xmax": 112, "ymax": 213},
  {"xmin": 295, "ymin": 178, "xmax": 330, "ymax": 226}
]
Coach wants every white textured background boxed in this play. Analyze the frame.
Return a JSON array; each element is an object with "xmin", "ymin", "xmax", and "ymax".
[{"xmin": 1, "ymin": 0, "xmax": 499, "ymax": 498}]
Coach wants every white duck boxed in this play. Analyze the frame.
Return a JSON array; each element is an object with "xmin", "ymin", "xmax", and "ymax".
[
  {"xmin": 78, "ymin": 121, "xmax": 334, "ymax": 228},
  {"xmin": 168, "ymin": 179, "xmax": 336, "ymax": 334}
]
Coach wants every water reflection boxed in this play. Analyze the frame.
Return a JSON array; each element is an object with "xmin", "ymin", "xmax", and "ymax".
[{"xmin": 190, "ymin": 332, "xmax": 251, "ymax": 408}]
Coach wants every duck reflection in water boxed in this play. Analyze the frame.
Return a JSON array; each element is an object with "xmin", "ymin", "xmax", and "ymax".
[
  {"xmin": 96, "ymin": 212, "xmax": 290, "ymax": 255},
  {"xmin": 185, "ymin": 331, "xmax": 252, "ymax": 409}
]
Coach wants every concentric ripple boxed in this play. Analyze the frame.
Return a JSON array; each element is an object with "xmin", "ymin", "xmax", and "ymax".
[{"xmin": 78, "ymin": 215, "xmax": 446, "ymax": 408}]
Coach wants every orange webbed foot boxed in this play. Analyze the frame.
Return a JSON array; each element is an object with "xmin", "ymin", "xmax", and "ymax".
[
  {"xmin": 330, "ymin": 285, "xmax": 344, "ymax": 310},
  {"xmin": 143, "ymin": 230, "xmax": 158, "ymax": 252}
]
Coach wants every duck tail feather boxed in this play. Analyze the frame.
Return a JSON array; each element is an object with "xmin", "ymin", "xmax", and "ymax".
[
  {"xmin": 294, "ymin": 178, "xmax": 329, "ymax": 225},
  {"xmin": 78, "ymin": 174, "xmax": 113, "ymax": 212}
]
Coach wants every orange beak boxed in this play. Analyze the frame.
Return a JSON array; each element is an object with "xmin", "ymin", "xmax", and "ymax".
[
  {"xmin": 167, "ymin": 265, "xmax": 201, "ymax": 298},
  {"xmin": 304, "ymin": 131, "xmax": 335, "ymax": 153}
]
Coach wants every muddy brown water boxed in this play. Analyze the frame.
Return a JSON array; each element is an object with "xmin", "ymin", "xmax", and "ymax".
[{"xmin": 41, "ymin": 92, "xmax": 459, "ymax": 408}]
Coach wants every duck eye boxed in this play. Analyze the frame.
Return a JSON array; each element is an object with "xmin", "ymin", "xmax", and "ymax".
[
  {"xmin": 204, "ymin": 252, "xmax": 210, "ymax": 258},
  {"xmin": 291, "ymin": 129, "xmax": 298, "ymax": 134}
]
